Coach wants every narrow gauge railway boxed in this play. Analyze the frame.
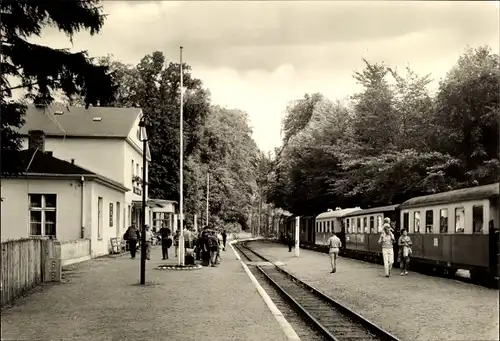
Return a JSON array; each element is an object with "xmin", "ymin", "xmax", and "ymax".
[{"xmin": 235, "ymin": 243, "xmax": 400, "ymax": 341}]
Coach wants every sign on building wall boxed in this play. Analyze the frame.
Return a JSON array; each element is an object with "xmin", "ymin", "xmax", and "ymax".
[{"xmin": 109, "ymin": 203, "xmax": 114, "ymax": 227}]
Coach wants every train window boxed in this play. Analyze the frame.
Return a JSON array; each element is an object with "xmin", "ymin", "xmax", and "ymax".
[
  {"xmin": 357, "ymin": 218, "xmax": 361, "ymax": 233},
  {"xmin": 327, "ymin": 221, "xmax": 331, "ymax": 232},
  {"xmin": 316, "ymin": 221, "xmax": 319, "ymax": 232},
  {"xmin": 439, "ymin": 209, "xmax": 448, "ymax": 233},
  {"xmin": 414, "ymin": 211, "xmax": 421, "ymax": 233},
  {"xmin": 403, "ymin": 213, "xmax": 409, "ymax": 231},
  {"xmin": 425, "ymin": 210, "xmax": 434, "ymax": 233},
  {"xmin": 473, "ymin": 205, "xmax": 484, "ymax": 233},
  {"xmin": 377, "ymin": 216, "xmax": 383, "ymax": 232},
  {"xmin": 346, "ymin": 219, "xmax": 350, "ymax": 233},
  {"xmin": 455, "ymin": 207, "xmax": 465, "ymax": 233},
  {"xmin": 363, "ymin": 217, "xmax": 368, "ymax": 233},
  {"xmin": 369, "ymin": 216, "xmax": 375, "ymax": 233}
]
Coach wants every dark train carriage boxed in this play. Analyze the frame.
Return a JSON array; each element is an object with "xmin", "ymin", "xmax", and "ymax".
[
  {"xmin": 279, "ymin": 215, "xmax": 316, "ymax": 245},
  {"xmin": 400, "ymin": 182, "xmax": 499, "ymax": 283},
  {"xmin": 342, "ymin": 205, "xmax": 401, "ymax": 263}
]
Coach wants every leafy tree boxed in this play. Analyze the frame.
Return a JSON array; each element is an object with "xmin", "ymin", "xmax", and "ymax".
[{"xmin": 1, "ymin": 0, "xmax": 115, "ymax": 174}]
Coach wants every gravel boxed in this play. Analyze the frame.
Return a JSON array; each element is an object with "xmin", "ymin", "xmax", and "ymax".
[
  {"xmin": 1, "ymin": 246, "xmax": 289, "ymax": 341},
  {"xmin": 250, "ymin": 241, "xmax": 500, "ymax": 341}
]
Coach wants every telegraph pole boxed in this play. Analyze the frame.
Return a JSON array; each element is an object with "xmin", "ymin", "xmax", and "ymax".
[{"xmin": 178, "ymin": 46, "xmax": 185, "ymax": 266}]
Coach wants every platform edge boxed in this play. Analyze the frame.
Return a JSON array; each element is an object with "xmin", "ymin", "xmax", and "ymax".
[{"xmin": 230, "ymin": 240, "xmax": 301, "ymax": 341}]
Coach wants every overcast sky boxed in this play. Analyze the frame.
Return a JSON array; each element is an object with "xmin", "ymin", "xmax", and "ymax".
[{"xmin": 31, "ymin": 1, "xmax": 499, "ymax": 153}]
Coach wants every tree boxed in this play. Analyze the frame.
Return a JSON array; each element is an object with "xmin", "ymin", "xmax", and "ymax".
[{"xmin": 1, "ymin": 0, "xmax": 115, "ymax": 173}]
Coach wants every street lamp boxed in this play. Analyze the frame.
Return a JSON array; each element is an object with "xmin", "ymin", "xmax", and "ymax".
[{"xmin": 138, "ymin": 116, "xmax": 149, "ymax": 284}]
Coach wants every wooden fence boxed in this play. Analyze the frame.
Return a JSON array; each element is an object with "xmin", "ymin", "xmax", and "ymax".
[{"xmin": 0, "ymin": 239, "xmax": 54, "ymax": 308}]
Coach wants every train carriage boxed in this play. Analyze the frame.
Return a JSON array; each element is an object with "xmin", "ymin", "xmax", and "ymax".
[
  {"xmin": 315, "ymin": 207, "xmax": 361, "ymax": 246},
  {"xmin": 342, "ymin": 205, "xmax": 401, "ymax": 263},
  {"xmin": 279, "ymin": 215, "xmax": 316, "ymax": 244},
  {"xmin": 400, "ymin": 182, "xmax": 499, "ymax": 283}
]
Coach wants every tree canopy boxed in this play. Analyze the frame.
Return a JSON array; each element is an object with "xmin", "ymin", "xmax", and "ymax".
[{"xmin": 266, "ymin": 45, "xmax": 499, "ymax": 216}]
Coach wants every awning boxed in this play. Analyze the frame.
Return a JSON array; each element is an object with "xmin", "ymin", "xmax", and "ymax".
[{"xmin": 132, "ymin": 200, "xmax": 164, "ymax": 208}]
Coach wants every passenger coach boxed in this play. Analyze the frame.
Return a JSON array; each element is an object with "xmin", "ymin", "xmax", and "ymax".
[
  {"xmin": 400, "ymin": 182, "xmax": 499, "ymax": 283},
  {"xmin": 342, "ymin": 205, "xmax": 401, "ymax": 263},
  {"xmin": 315, "ymin": 207, "xmax": 361, "ymax": 246}
]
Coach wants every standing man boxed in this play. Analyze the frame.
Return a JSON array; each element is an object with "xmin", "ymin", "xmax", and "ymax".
[
  {"xmin": 286, "ymin": 232, "xmax": 294, "ymax": 252},
  {"xmin": 327, "ymin": 231, "xmax": 342, "ymax": 273},
  {"xmin": 159, "ymin": 223, "xmax": 172, "ymax": 260},
  {"xmin": 221, "ymin": 230, "xmax": 227, "ymax": 251},
  {"xmin": 124, "ymin": 224, "xmax": 140, "ymax": 259},
  {"xmin": 144, "ymin": 225, "xmax": 153, "ymax": 260},
  {"xmin": 379, "ymin": 222, "xmax": 396, "ymax": 277}
]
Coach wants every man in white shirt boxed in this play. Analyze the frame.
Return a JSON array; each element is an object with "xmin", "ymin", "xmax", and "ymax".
[
  {"xmin": 327, "ymin": 231, "xmax": 342, "ymax": 273},
  {"xmin": 144, "ymin": 225, "xmax": 153, "ymax": 260}
]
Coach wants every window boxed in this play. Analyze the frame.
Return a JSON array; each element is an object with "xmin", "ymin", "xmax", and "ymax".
[
  {"xmin": 357, "ymin": 218, "xmax": 361, "ymax": 233},
  {"xmin": 425, "ymin": 210, "xmax": 433, "ymax": 233},
  {"xmin": 403, "ymin": 213, "xmax": 409, "ymax": 232},
  {"xmin": 136, "ymin": 163, "xmax": 139, "ymax": 177},
  {"xmin": 369, "ymin": 216, "xmax": 375, "ymax": 233},
  {"xmin": 327, "ymin": 221, "xmax": 331, "ymax": 232},
  {"xmin": 29, "ymin": 194, "xmax": 57, "ymax": 237},
  {"xmin": 363, "ymin": 217, "xmax": 368, "ymax": 233},
  {"xmin": 377, "ymin": 216, "xmax": 383, "ymax": 233},
  {"xmin": 128, "ymin": 205, "xmax": 131, "ymax": 227},
  {"xmin": 346, "ymin": 219, "xmax": 350, "ymax": 233},
  {"xmin": 414, "ymin": 211, "xmax": 421, "ymax": 233},
  {"xmin": 439, "ymin": 209, "xmax": 448, "ymax": 233},
  {"xmin": 473, "ymin": 205, "xmax": 484, "ymax": 233},
  {"xmin": 455, "ymin": 207, "xmax": 465, "ymax": 233},
  {"xmin": 131, "ymin": 160, "xmax": 135, "ymax": 176},
  {"xmin": 98, "ymin": 197, "xmax": 103, "ymax": 239},
  {"xmin": 109, "ymin": 203, "xmax": 114, "ymax": 227}
]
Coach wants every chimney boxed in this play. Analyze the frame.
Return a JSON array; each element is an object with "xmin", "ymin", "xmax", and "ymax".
[{"xmin": 28, "ymin": 130, "xmax": 45, "ymax": 152}]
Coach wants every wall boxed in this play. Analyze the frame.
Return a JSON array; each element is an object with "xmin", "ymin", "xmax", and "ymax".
[
  {"xmin": 21, "ymin": 137, "xmax": 125, "ymax": 183},
  {"xmin": 1, "ymin": 178, "xmax": 83, "ymax": 242},
  {"xmin": 88, "ymin": 181, "xmax": 126, "ymax": 257},
  {"xmin": 60, "ymin": 239, "xmax": 91, "ymax": 266}
]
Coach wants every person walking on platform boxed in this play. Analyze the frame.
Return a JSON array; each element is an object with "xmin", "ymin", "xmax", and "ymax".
[
  {"xmin": 398, "ymin": 228, "xmax": 412, "ymax": 275},
  {"xmin": 123, "ymin": 224, "xmax": 140, "ymax": 259},
  {"xmin": 159, "ymin": 223, "xmax": 172, "ymax": 260},
  {"xmin": 144, "ymin": 225, "xmax": 153, "ymax": 260},
  {"xmin": 327, "ymin": 231, "xmax": 342, "ymax": 273},
  {"xmin": 174, "ymin": 230, "xmax": 180, "ymax": 257},
  {"xmin": 379, "ymin": 222, "xmax": 396, "ymax": 277},
  {"xmin": 209, "ymin": 230, "xmax": 219, "ymax": 267},
  {"xmin": 201, "ymin": 228, "xmax": 211, "ymax": 266},
  {"xmin": 286, "ymin": 232, "xmax": 294, "ymax": 252},
  {"xmin": 222, "ymin": 230, "xmax": 227, "ymax": 251},
  {"xmin": 216, "ymin": 229, "xmax": 223, "ymax": 264}
]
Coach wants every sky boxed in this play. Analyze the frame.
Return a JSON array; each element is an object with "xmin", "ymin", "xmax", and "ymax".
[{"xmin": 29, "ymin": 1, "xmax": 499, "ymax": 153}]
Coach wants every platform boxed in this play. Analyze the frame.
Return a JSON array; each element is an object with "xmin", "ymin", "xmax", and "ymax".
[
  {"xmin": 0, "ymin": 245, "xmax": 289, "ymax": 341},
  {"xmin": 249, "ymin": 240, "xmax": 499, "ymax": 341}
]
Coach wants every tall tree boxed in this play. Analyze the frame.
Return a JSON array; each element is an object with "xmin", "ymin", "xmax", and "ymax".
[{"xmin": 1, "ymin": 0, "xmax": 115, "ymax": 173}]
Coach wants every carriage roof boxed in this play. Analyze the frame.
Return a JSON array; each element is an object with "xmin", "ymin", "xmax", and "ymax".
[
  {"xmin": 316, "ymin": 207, "xmax": 362, "ymax": 220},
  {"xmin": 400, "ymin": 183, "xmax": 499, "ymax": 209},
  {"xmin": 342, "ymin": 204, "xmax": 400, "ymax": 218}
]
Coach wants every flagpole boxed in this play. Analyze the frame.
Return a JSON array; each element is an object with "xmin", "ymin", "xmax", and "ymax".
[{"xmin": 178, "ymin": 46, "xmax": 185, "ymax": 266}]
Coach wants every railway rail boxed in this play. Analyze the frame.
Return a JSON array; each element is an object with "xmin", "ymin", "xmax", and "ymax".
[{"xmin": 235, "ymin": 242, "xmax": 400, "ymax": 341}]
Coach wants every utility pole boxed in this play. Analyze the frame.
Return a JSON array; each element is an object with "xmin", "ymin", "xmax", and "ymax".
[
  {"xmin": 178, "ymin": 46, "xmax": 185, "ymax": 266},
  {"xmin": 206, "ymin": 173, "xmax": 209, "ymax": 226}
]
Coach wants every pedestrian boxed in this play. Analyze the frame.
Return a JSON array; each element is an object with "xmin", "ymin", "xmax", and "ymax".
[
  {"xmin": 216, "ymin": 229, "xmax": 223, "ymax": 264},
  {"xmin": 209, "ymin": 231, "xmax": 219, "ymax": 267},
  {"xmin": 222, "ymin": 230, "xmax": 227, "ymax": 251},
  {"xmin": 159, "ymin": 223, "xmax": 172, "ymax": 260},
  {"xmin": 123, "ymin": 224, "xmax": 140, "ymax": 259},
  {"xmin": 378, "ymin": 222, "xmax": 396, "ymax": 277},
  {"xmin": 174, "ymin": 230, "xmax": 180, "ymax": 257},
  {"xmin": 144, "ymin": 225, "xmax": 153, "ymax": 260},
  {"xmin": 326, "ymin": 231, "xmax": 342, "ymax": 273},
  {"xmin": 287, "ymin": 232, "xmax": 294, "ymax": 252},
  {"xmin": 201, "ymin": 228, "xmax": 211, "ymax": 266},
  {"xmin": 398, "ymin": 228, "xmax": 412, "ymax": 275}
]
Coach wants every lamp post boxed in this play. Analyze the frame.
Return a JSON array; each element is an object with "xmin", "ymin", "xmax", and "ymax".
[
  {"xmin": 138, "ymin": 116, "xmax": 149, "ymax": 284},
  {"xmin": 178, "ymin": 46, "xmax": 185, "ymax": 266}
]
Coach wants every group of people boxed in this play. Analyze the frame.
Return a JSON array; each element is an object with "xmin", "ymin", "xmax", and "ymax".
[
  {"xmin": 323, "ymin": 217, "xmax": 412, "ymax": 277},
  {"xmin": 123, "ymin": 222, "xmax": 228, "ymax": 268}
]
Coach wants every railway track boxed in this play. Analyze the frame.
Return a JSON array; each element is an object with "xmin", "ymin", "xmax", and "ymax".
[{"xmin": 235, "ymin": 243, "xmax": 400, "ymax": 341}]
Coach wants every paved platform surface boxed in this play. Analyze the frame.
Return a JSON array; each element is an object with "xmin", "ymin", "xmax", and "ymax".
[
  {"xmin": 1, "ymin": 245, "xmax": 289, "ymax": 341},
  {"xmin": 249, "ymin": 240, "xmax": 500, "ymax": 341}
]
